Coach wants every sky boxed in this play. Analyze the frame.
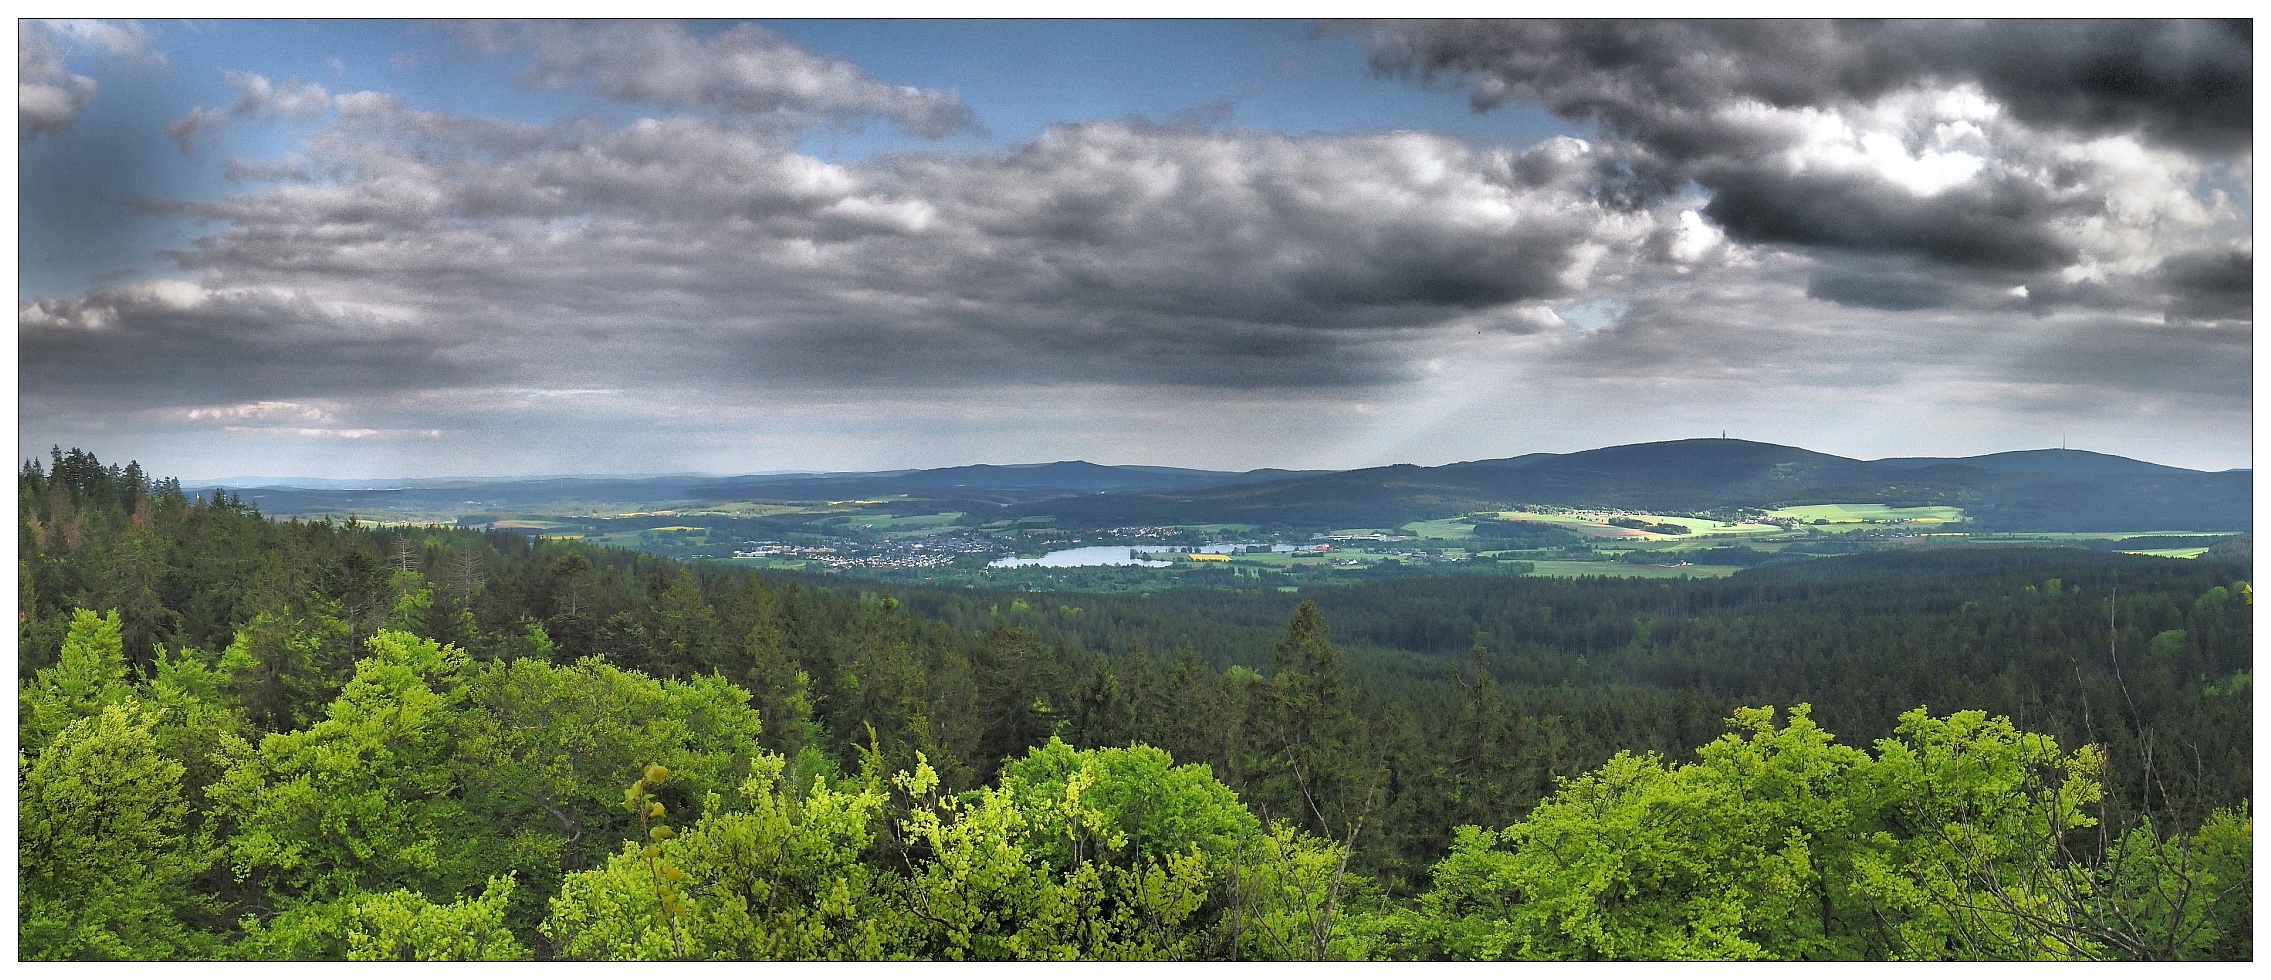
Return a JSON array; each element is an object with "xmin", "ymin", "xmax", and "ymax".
[{"xmin": 15, "ymin": 17, "xmax": 2255, "ymax": 480}]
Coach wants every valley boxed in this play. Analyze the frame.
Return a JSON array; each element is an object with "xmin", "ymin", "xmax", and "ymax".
[{"xmin": 201, "ymin": 438, "xmax": 2251, "ymax": 591}]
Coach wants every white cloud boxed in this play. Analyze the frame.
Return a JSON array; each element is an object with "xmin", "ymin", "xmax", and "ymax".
[
  {"xmin": 500, "ymin": 21, "xmax": 974, "ymax": 138},
  {"xmin": 185, "ymin": 400, "xmax": 333, "ymax": 423},
  {"xmin": 219, "ymin": 426, "xmax": 440, "ymax": 440},
  {"xmin": 1669, "ymin": 210, "xmax": 1721, "ymax": 266}
]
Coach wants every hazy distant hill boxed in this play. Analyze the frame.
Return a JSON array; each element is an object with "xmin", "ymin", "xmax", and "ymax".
[
  {"xmin": 1006, "ymin": 439, "xmax": 2251, "ymax": 531},
  {"xmin": 194, "ymin": 439, "xmax": 2248, "ymax": 532},
  {"xmin": 683, "ymin": 460, "xmax": 1321, "ymax": 504},
  {"xmin": 1873, "ymin": 448, "xmax": 2209, "ymax": 477},
  {"xmin": 195, "ymin": 476, "xmax": 711, "ymax": 515},
  {"xmin": 199, "ymin": 461, "xmax": 1327, "ymax": 515}
]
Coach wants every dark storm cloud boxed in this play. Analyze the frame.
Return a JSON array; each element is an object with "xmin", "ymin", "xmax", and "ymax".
[
  {"xmin": 19, "ymin": 282, "xmax": 477, "ymax": 411},
  {"xmin": 26, "ymin": 76, "xmax": 1691, "ymax": 416},
  {"xmin": 1804, "ymin": 266, "xmax": 1956, "ymax": 313},
  {"xmin": 1996, "ymin": 316, "xmax": 2253, "ymax": 402},
  {"xmin": 1356, "ymin": 20, "xmax": 2250, "ymax": 155},
  {"xmin": 869, "ymin": 124, "xmax": 1630, "ymax": 328},
  {"xmin": 1797, "ymin": 253, "xmax": 2105, "ymax": 316},
  {"xmin": 1935, "ymin": 20, "xmax": 2252, "ymax": 156},
  {"xmin": 2157, "ymin": 247, "xmax": 2254, "ymax": 323},
  {"xmin": 717, "ymin": 123, "xmax": 1666, "ymax": 386},
  {"xmin": 1351, "ymin": 19, "xmax": 2252, "ymax": 322},
  {"xmin": 1701, "ymin": 167, "xmax": 2080, "ymax": 272}
]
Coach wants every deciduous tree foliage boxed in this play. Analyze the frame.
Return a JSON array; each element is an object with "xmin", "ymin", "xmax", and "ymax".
[
  {"xmin": 1384, "ymin": 705, "xmax": 2120, "ymax": 960},
  {"xmin": 19, "ymin": 701, "xmax": 217, "ymax": 960},
  {"xmin": 232, "ymin": 876, "xmax": 528, "ymax": 961},
  {"xmin": 19, "ymin": 609, "xmax": 134, "ymax": 750},
  {"xmin": 543, "ymin": 756, "xmax": 903, "ymax": 960},
  {"xmin": 205, "ymin": 631, "xmax": 477, "ymax": 906}
]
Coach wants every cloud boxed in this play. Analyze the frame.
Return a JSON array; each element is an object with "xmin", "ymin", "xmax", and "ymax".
[
  {"xmin": 477, "ymin": 20, "xmax": 976, "ymax": 138},
  {"xmin": 167, "ymin": 72, "xmax": 337, "ymax": 152},
  {"xmin": 1700, "ymin": 165, "xmax": 2078, "ymax": 273},
  {"xmin": 20, "ymin": 25, "xmax": 98, "ymax": 141},
  {"xmin": 221, "ymin": 426, "xmax": 441, "ymax": 440},
  {"xmin": 1804, "ymin": 265, "xmax": 1957, "ymax": 312},
  {"xmin": 183, "ymin": 400, "xmax": 335, "ymax": 423},
  {"xmin": 17, "ymin": 21, "xmax": 2251, "ymax": 475},
  {"xmin": 36, "ymin": 18, "xmax": 156, "ymax": 59},
  {"xmin": 101, "ymin": 92, "xmax": 1702, "ymax": 400},
  {"xmin": 2156, "ymin": 247, "xmax": 2253, "ymax": 323},
  {"xmin": 1931, "ymin": 20, "xmax": 2251, "ymax": 155},
  {"xmin": 1350, "ymin": 20, "xmax": 2251, "ymax": 323},
  {"xmin": 20, "ymin": 20, "xmax": 159, "ymax": 141},
  {"xmin": 20, "ymin": 280, "xmax": 472, "ymax": 413},
  {"xmin": 1354, "ymin": 20, "xmax": 2248, "ymax": 154},
  {"xmin": 1538, "ymin": 259, "xmax": 2252, "ymax": 418},
  {"xmin": 868, "ymin": 124, "xmax": 1669, "ymax": 330}
]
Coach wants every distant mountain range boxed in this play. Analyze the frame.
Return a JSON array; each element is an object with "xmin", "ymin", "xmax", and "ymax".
[
  {"xmin": 192, "ymin": 440, "xmax": 2250, "ymax": 532},
  {"xmin": 188, "ymin": 461, "xmax": 1330, "ymax": 515},
  {"xmin": 1001, "ymin": 440, "xmax": 2249, "ymax": 531},
  {"xmin": 683, "ymin": 460, "xmax": 1327, "ymax": 502}
]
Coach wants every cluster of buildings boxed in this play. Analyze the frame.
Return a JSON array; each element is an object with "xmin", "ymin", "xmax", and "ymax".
[
  {"xmin": 1100, "ymin": 525, "xmax": 1187, "ymax": 539},
  {"xmin": 731, "ymin": 535, "xmax": 998, "ymax": 570},
  {"xmin": 729, "ymin": 543, "xmax": 837, "ymax": 560},
  {"xmin": 803, "ymin": 550, "xmax": 968, "ymax": 571}
]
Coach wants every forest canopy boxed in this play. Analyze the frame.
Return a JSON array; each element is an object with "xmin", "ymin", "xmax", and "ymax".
[{"xmin": 16, "ymin": 450, "xmax": 2252, "ymax": 960}]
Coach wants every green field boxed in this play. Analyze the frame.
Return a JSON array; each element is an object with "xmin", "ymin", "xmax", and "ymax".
[
  {"xmin": 1974, "ymin": 531, "xmax": 2237, "ymax": 541},
  {"xmin": 1646, "ymin": 516, "xmax": 1783, "ymax": 537},
  {"xmin": 1402, "ymin": 518, "xmax": 1476, "ymax": 540},
  {"xmin": 681, "ymin": 501, "xmax": 834, "ymax": 518},
  {"xmin": 726, "ymin": 556, "xmax": 817, "ymax": 570},
  {"xmin": 1178, "ymin": 549, "xmax": 1274, "ymax": 563},
  {"xmin": 826, "ymin": 511, "xmax": 965, "ymax": 535},
  {"xmin": 1488, "ymin": 509, "xmax": 1602, "ymax": 526},
  {"xmin": 1767, "ymin": 503, "xmax": 1965, "ymax": 524},
  {"xmin": 1215, "ymin": 550, "xmax": 1352, "ymax": 567},
  {"xmin": 1488, "ymin": 509, "xmax": 1781, "ymax": 539},
  {"xmin": 1183, "ymin": 523, "xmax": 1263, "ymax": 535}
]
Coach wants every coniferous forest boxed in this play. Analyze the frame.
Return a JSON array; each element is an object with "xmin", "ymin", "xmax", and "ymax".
[{"xmin": 17, "ymin": 449, "xmax": 2253, "ymax": 960}]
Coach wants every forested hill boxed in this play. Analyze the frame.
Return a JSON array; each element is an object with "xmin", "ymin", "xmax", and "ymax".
[
  {"xmin": 18, "ymin": 449, "xmax": 2254, "ymax": 961},
  {"xmin": 1007, "ymin": 439, "xmax": 2251, "ymax": 530}
]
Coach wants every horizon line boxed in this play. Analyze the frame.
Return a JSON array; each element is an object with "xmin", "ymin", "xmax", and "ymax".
[{"xmin": 95, "ymin": 438, "xmax": 2242, "ymax": 487}]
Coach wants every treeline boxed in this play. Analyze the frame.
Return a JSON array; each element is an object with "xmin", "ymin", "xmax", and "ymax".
[{"xmin": 17, "ymin": 450, "xmax": 2254, "ymax": 960}]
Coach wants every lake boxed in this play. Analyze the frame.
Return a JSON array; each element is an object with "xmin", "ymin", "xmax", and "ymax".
[{"xmin": 988, "ymin": 545, "xmax": 1173, "ymax": 568}]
